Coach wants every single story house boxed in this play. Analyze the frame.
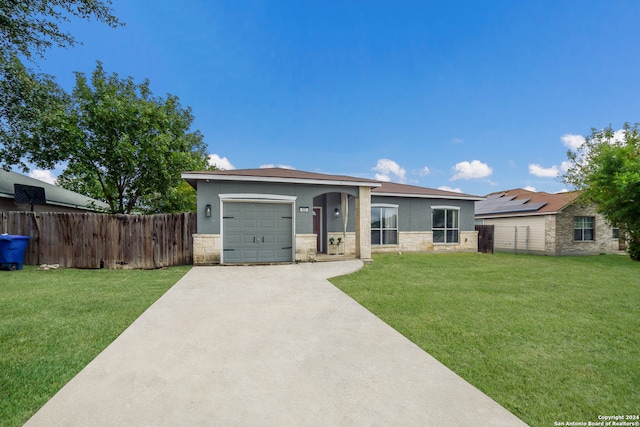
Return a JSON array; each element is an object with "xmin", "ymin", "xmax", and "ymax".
[
  {"xmin": 475, "ymin": 188, "xmax": 623, "ymax": 256},
  {"xmin": 0, "ymin": 170, "xmax": 108, "ymax": 213},
  {"xmin": 181, "ymin": 168, "xmax": 483, "ymax": 264}
]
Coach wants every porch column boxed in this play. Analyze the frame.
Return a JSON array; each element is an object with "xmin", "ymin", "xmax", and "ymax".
[{"xmin": 355, "ymin": 186, "xmax": 372, "ymax": 262}]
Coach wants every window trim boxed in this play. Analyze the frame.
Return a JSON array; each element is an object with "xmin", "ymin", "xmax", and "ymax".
[
  {"xmin": 573, "ymin": 216, "xmax": 595, "ymax": 242},
  {"xmin": 432, "ymin": 206, "xmax": 460, "ymax": 244},
  {"xmin": 371, "ymin": 204, "xmax": 399, "ymax": 246}
]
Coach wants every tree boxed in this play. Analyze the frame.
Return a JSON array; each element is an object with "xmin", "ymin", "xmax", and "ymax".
[
  {"xmin": 47, "ymin": 62, "xmax": 210, "ymax": 214},
  {"xmin": 0, "ymin": 56, "xmax": 69, "ymax": 171},
  {"xmin": 0, "ymin": 0, "xmax": 122, "ymax": 169},
  {"xmin": 563, "ymin": 123, "xmax": 640, "ymax": 261},
  {"xmin": 1, "ymin": 1, "xmax": 121, "ymax": 61}
]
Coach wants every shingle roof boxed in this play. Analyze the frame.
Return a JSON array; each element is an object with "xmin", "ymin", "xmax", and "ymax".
[
  {"xmin": 372, "ymin": 181, "xmax": 484, "ymax": 201},
  {"xmin": 182, "ymin": 168, "xmax": 484, "ymax": 200},
  {"xmin": 182, "ymin": 168, "xmax": 381, "ymax": 187},
  {"xmin": 475, "ymin": 188, "xmax": 580, "ymax": 217},
  {"xmin": 0, "ymin": 170, "xmax": 109, "ymax": 211}
]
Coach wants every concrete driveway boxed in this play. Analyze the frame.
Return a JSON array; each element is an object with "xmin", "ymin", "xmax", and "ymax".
[{"xmin": 26, "ymin": 261, "xmax": 527, "ymax": 426}]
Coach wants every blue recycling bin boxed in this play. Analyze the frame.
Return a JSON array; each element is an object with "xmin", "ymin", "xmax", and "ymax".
[{"xmin": 0, "ymin": 235, "xmax": 31, "ymax": 270}]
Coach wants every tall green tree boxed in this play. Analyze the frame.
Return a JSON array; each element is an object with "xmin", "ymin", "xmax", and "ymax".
[
  {"xmin": 563, "ymin": 123, "xmax": 640, "ymax": 261},
  {"xmin": 51, "ymin": 62, "xmax": 209, "ymax": 214},
  {"xmin": 0, "ymin": 0, "xmax": 121, "ymax": 60},
  {"xmin": 0, "ymin": 56, "xmax": 68, "ymax": 171},
  {"xmin": 0, "ymin": 1, "xmax": 122, "ymax": 169}
]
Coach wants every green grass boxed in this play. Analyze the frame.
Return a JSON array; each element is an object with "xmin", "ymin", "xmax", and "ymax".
[
  {"xmin": 331, "ymin": 252, "xmax": 640, "ymax": 427},
  {"xmin": 0, "ymin": 266, "xmax": 190, "ymax": 427}
]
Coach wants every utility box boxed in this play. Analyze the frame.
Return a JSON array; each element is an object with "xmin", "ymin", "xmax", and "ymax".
[{"xmin": 0, "ymin": 235, "xmax": 31, "ymax": 270}]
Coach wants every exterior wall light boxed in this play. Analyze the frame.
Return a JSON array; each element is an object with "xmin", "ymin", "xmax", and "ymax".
[
  {"xmin": 334, "ymin": 208, "xmax": 340, "ymax": 218},
  {"xmin": 205, "ymin": 204, "xmax": 212, "ymax": 217}
]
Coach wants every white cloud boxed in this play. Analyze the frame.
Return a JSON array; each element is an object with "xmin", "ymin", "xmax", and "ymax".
[
  {"xmin": 561, "ymin": 134, "xmax": 585, "ymax": 151},
  {"xmin": 208, "ymin": 154, "xmax": 235, "ymax": 170},
  {"xmin": 451, "ymin": 138, "xmax": 464, "ymax": 144},
  {"xmin": 529, "ymin": 164, "xmax": 560, "ymax": 178},
  {"xmin": 556, "ymin": 188, "xmax": 569, "ymax": 193},
  {"xmin": 451, "ymin": 160, "xmax": 492, "ymax": 180},
  {"xmin": 563, "ymin": 129, "xmax": 626, "ymax": 170},
  {"xmin": 438, "ymin": 185, "xmax": 462, "ymax": 193},
  {"xmin": 29, "ymin": 170, "xmax": 57, "ymax": 185},
  {"xmin": 259, "ymin": 163, "xmax": 295, "ymax": 170},
  {"xmin": 613, "ymin": 129, "xmax": 626, "ymax": 143},
  {"xmin": 420, "ymin": 166, "xmax": 430, "ymax": 176},
  {"xmin": 373, "ymin": 158, "xmax": 406, "ymax": 182},
  {"xmin": 523, "ymin": 186, "xmax": 537, "ymax": 192}
]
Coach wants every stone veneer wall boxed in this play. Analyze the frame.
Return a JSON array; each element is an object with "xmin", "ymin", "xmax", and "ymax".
[
  {"xmin": 193, "ymin": 230, "xmax": 479, "ymax": 265},
  {"xmin": 193, "ymin": 234, "xmax": 221, "ymax": 265},
  {"xmin": 371, "ymin": 231, "xmax": 478, "ymax": 253},
  {"xmin": 193, "ymin": 233, "xmax": 319, "ymax": 265},
  {"xmin": 544, "ymin": 215, "xmax": 557, "ymax": 255},
  {"xmin": 295, "ymin": 234, "xmax": 317, "ymax": 262},
  {"xmin": 327, "ymin": 232, "xmax": 356, "ymax": 255},
  {"xmin": 355, "ymin": 187, "xmax": 372, "ymax": 261}
]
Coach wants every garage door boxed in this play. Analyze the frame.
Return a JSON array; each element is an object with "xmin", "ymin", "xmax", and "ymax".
[{"xmin": 222, "ymin": 202, "xmax": 293, "ymax": 263}]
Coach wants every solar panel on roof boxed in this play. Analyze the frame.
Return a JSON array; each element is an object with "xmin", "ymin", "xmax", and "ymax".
[{"xmin": 492, "ymin": 202, "xmax": 547, "ymax": 213}]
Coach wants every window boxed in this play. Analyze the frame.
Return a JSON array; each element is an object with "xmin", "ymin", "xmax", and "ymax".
[
  {"xmin": 433, "ymin": 207, "xmax": 459, "ymax": 243},
  {"xmin": 574, "ymin": 216, "xmax": 594, "ymax": 241},
  {"xmin": 371, "ymin": 205, "xmax": 398, "ymax": 245},
  {"xmin": 613, "ymin": 228, "xmax": 619, "ymax": 239}
]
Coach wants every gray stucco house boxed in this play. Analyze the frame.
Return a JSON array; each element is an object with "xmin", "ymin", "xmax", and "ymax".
[{"xmin": 182, "ymin": 168, "xmax": 483, "ymax": 264}]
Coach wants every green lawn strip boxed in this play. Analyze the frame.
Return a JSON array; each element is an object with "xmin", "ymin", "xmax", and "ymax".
[
  {"xmin": 331, "ymin": 252, "xmax": 640, "ymax": 426},
  {"xmin": 0, "ymin": 266, "xmax": 191, "ymax": 427}
]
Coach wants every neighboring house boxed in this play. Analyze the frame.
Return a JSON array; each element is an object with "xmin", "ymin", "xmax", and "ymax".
[
  {"xmin": 475, "ymin": 188, "xmax": 622, "ymax": 256},
  {"xmin": 181, "ymin": 168, "xmax": 483, "ymax": 265},
  {"xmin": 0, "ymin": 170, "xmax": 108, "ymax": 213}
]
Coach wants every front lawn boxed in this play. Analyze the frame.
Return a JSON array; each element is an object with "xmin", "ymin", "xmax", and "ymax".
[
  {"xmin": 331, "ymin": 252, "xmax": 640, "ymax": 427},
  {"xmin": 0, "ymin": 266, "xmax": 190, "ymax": 427}
]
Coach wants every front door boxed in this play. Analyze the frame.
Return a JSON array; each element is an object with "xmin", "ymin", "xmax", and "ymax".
[{"xmin": 313, "ymin": 207, "xmax": 322, "ymax": 252}]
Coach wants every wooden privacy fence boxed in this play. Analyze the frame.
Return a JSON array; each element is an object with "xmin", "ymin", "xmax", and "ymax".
[
  {"xmin": 475, "ymin": 224, "xmax": 494, "ymax": 254},
  {"xmin": 0, "ymin": 212, "xmax": 197, "ymax": 269}
]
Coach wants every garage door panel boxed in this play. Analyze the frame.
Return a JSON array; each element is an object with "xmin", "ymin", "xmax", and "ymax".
[
  {"xmin": 259, "ymin": 249, "xmax": 275, "ymax": 259},
  {"xmin": 225, "ymin": 234, "xmax": 241, "ymax": 244},
  {"xmin": 223, "ymin": 250, "xmax": 241, "ymax": 262},
  {"xmin": 222, "ymin": 202, "xmax": 293, "ymax": 263},
  {"xmin": 260, "ymin": 219, "xmax": 275, "ymax": 228},
  {"xmin": 242, "ymin": 249, "xmax": 259, "ymax": 262},
  {"xmin": 276, "ymin": 234, "xmax": 290, "ymax": 244},
  {"xmin": 261, "ymin": 235, "xmax": 275, "ymax": 244},
  {"xmin": 224, "ymin": 218, "xmax": 240, "ymax": 229},
  {"xmin": 277, "ymin": 248, "xmax": 292, "ymax": 259},
  {"xmin": 242, "ymin": 235, "xmax": 256, "ymax": 244},
  {"xmin": 225, "ymin": 203, "xmax": 241, "ymax": 212},
  {"xmin": 243, "ymin": 219, "xmax": 258, "ymax": 229}
]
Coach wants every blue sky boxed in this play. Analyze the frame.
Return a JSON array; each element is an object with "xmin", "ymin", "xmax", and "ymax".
[{"xmin": 28, "ymin": 0, "xmax": 640, "ymax": 196}]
